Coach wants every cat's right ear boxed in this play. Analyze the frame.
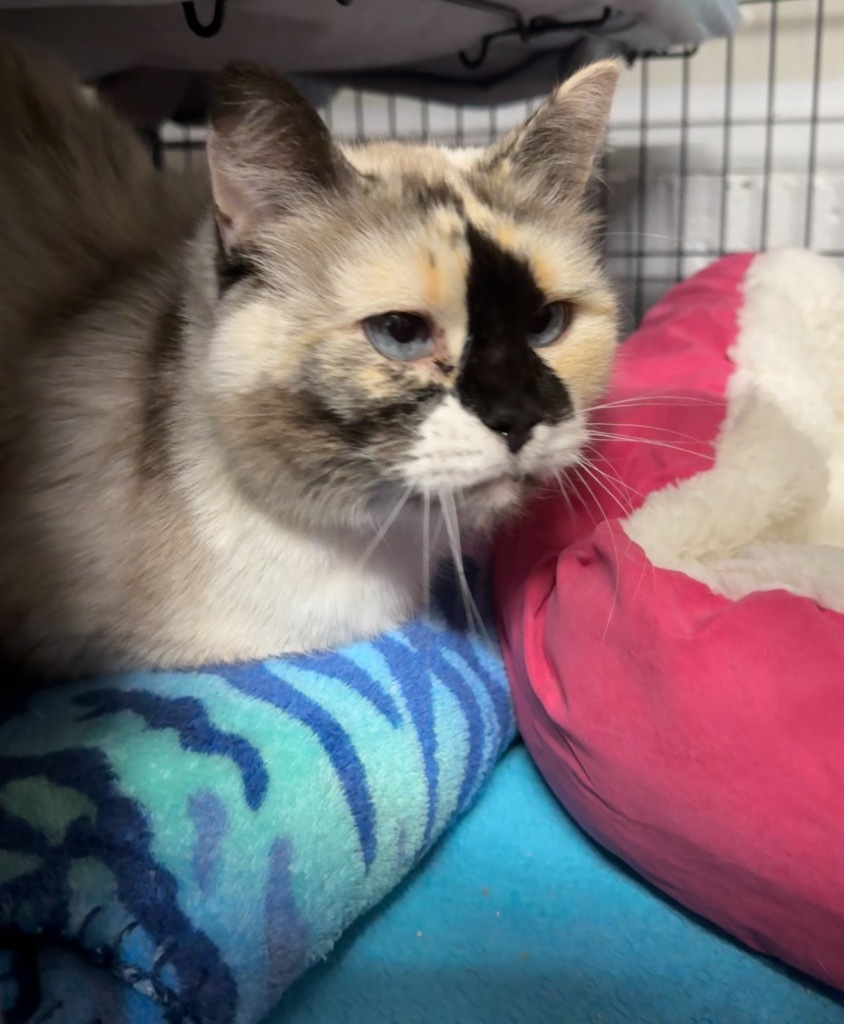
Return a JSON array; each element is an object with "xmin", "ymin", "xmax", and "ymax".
[
  {"xmin": 207, "ymin": 62, "xmax": 356, "ymax": 250},
  {"xmin": 483, "ymin": 59, "xmax": 620, "ymax": 206}
]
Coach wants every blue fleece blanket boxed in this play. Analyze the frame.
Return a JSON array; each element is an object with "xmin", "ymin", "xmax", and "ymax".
[
  {"xmin": 0, "ymin": 565, "xmax": 514, "ymax": 1024},
  {"xmin": 276, "ymin": 745, "xmax": 844, "ymax": 1024}
]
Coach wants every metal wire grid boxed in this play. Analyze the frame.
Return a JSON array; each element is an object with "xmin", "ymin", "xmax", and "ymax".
[
  {"xmin": 609, "ymin": 0, "xmax": 843, "ymax": 323},
  {"xmin": 159, "ymin": 0, "xmax": 844, "ymax": 324}
]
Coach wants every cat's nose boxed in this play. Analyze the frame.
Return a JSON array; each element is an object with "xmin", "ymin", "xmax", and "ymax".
[{"xmin": 484, "ymin": 408, "xmax": 542, "ymax": 454}]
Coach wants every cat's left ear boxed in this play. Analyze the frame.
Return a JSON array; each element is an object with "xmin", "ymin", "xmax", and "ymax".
[
  {"xmin": 485, "ymin": 59, "xmax": 621, "ymax": 204},
  {"xmin": 207, "ymin": 61, "xmax": 357, "ymax": 250}
]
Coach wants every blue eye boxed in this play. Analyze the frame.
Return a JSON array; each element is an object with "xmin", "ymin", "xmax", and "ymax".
[
  {"xmin": 526, "ymin": 301, "xmax": 572, "ymax": 348},
  {"xmin": 363, "ymin": 312, "xmax": 434, "ymax": 362}
]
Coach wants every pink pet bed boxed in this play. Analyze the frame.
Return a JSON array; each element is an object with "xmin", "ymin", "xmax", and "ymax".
[{"xmin": 495, "ymin": 250, "xmax": 844, "ymax": 991}]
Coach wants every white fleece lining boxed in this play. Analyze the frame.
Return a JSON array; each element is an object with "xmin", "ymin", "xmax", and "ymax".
[{"xmin": 622, "ymin": 250, "xmax": 844, "ymax": 613}]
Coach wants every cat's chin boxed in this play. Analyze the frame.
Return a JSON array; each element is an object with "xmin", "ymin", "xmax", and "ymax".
[
  {"xmin": 466, "ymin": 473, "xmax": 522, "ymax": 504},
  {"xmin": 456, "ymin": 474, "xmax": 529, "ymax": 531},
  {"xmin": 398, "ymin": 475, "xmax": 524, "ymax": 532}
]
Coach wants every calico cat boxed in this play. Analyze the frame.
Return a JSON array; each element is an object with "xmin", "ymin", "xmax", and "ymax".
[{"xmin": 0, "ymin": 40, "xmax": 620, "ymax": 679}]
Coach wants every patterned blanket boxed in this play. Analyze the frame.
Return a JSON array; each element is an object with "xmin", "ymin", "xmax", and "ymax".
[{"xmin": 0, "ymin": 565, "xmax": 514, "ymax": 1024}]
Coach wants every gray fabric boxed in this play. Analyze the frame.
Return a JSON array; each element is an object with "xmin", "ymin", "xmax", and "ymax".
[
  {"xmin": 319, "ymin": 1, "xmax": 739, "ymax": 105},
  {"xmin": 0, "ymin": 0, "xmax": 738, "ymax": 106}
]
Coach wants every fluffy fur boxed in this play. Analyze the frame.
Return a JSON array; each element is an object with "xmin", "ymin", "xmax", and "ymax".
[
  {"xmin": 623, "ymin": 250, "xmax": 844, "ymax": 612},
  {"xmin": 0, "ymin": 40, "xmax": 620, "ymax": 678}
]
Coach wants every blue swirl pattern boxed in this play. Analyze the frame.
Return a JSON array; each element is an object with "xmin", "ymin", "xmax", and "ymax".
[{"xmin": 0, "ymin": 564, "xmax": 514, "ymax": 1024}]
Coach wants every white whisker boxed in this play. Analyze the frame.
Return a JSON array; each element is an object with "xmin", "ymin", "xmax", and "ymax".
[
  {"xmin": 574, "ymin": 461, "xmax": 612, "ymax": 519},
  {"xmin": 581, "ymin": 458, "xmax": 636, "ymax": 516},
  {"xmin": 589, "ymin": 394, "xmax": 720, "ymax": 413},
  {"xmin": 603, "ymin": 231, "xmax": 684, "ymax": 244},
  {"xmin": 422, "ymin": 491, "xmax": 431, "ymax": 613},
  {"xmin": 441, "ymin": 490, "xmax": 488, "ymax": 643},
  {"xmin": 431, "ymin": 498, "xmax": 446, "ymax": 554},
  {"xmin": 568, "ymin": 464, "xmax": 601, "ymax": 530},
  {"xmin": 583, "ymin": 446, "xmax": 648, "ymax": 503},
  {"xmin": 587, "ymin": 432, "xmax": 714, "ymax": 461},
  {"xmin": 358, "ymin": 487, "xmax": 413, "ymax": 567},
  {"xmin": 571, "ymin": 464, "xmax": 622, "ymax": 640},
  {"xmin": 552, "ymin": 470, "xmax": 578, "ymax": 519},
  {"xmin": 588, "ymin": 420, "xmax": 710, "ymax": 444}
]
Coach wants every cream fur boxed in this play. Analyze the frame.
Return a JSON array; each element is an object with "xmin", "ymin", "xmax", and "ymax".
[{"xmin": 623, "ymin": 250, "xmax": 844, "ymax": 612}]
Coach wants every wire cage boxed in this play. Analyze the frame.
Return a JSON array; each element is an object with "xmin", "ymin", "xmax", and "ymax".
[{"xmin": 160, "ymin": 0, "xmax": 844, "ymax": 327}]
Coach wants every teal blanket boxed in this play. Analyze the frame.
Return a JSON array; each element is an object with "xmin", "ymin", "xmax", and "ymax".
[
  {"xmin": 278, "ymin": 746, "xmax": 844, "ymax": 1024},
  {"xmin": 0, "ymin": 566, "xmax": 514, "ymax": 1023}
]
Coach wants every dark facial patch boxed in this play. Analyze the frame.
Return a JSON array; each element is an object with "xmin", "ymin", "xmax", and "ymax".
[
  {"xmin": 465, "ymin": 173, "xmax": 499, "ymax": 212},
  {"xmin": 218, "ymin": 378, "xmax": 446, "ymax": 522},
  {"xmin": 403, "ymin": 177, "xmax": 465, "ymax": 216},
  {"xmin": 139, "ymin": 298, "xmax": 184, "ymax": 479},
  {"xmin": 457, "ymin": 224, "xmax": 571, "ymax": 454},
  {"xmin": 297, "ymin": 367, "xmax": 446, "ymax": 452},
  {"xmin": 293, "ymin": 341, "xmax": 449, "ymax": 454}
]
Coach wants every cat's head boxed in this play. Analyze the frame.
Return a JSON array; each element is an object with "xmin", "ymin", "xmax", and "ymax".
[{"xmin": 201, "ymin": 60, "xmax": 619, "ymax": 533}]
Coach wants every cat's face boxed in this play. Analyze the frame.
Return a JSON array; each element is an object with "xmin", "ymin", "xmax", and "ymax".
[{"xmin": 202, "ymin": 61, "xmax": 619, "ymax": 533}]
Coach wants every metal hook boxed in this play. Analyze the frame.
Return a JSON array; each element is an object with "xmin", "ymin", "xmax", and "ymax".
[
  {"xmin": 457, "ymin": 6, "xmax": 614, "ymax": 70},
  {"xmin": 333, "ymin": 1, "xmax": 615, "ymax": 71},
  {"xmin": 641, "ymin": 44, "xmax": 699, "ymax": 60},
  {"xmin": 182, "ymin": 0, "xmax": 226, "ymax": 38},
  {"xmin": 449, "ymin": 0, "xmax": 528, "ymax": 63}
]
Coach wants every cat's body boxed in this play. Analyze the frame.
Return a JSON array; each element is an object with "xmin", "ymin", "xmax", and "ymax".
[{"xmin": 0, "ymin": 40, "xmax": 619, "ymax": 680}]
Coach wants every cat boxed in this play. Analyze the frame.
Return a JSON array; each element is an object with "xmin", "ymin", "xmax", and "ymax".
[{"xmin": 0, "ymin": 40, "xmax": 620, "ymax": 680}]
